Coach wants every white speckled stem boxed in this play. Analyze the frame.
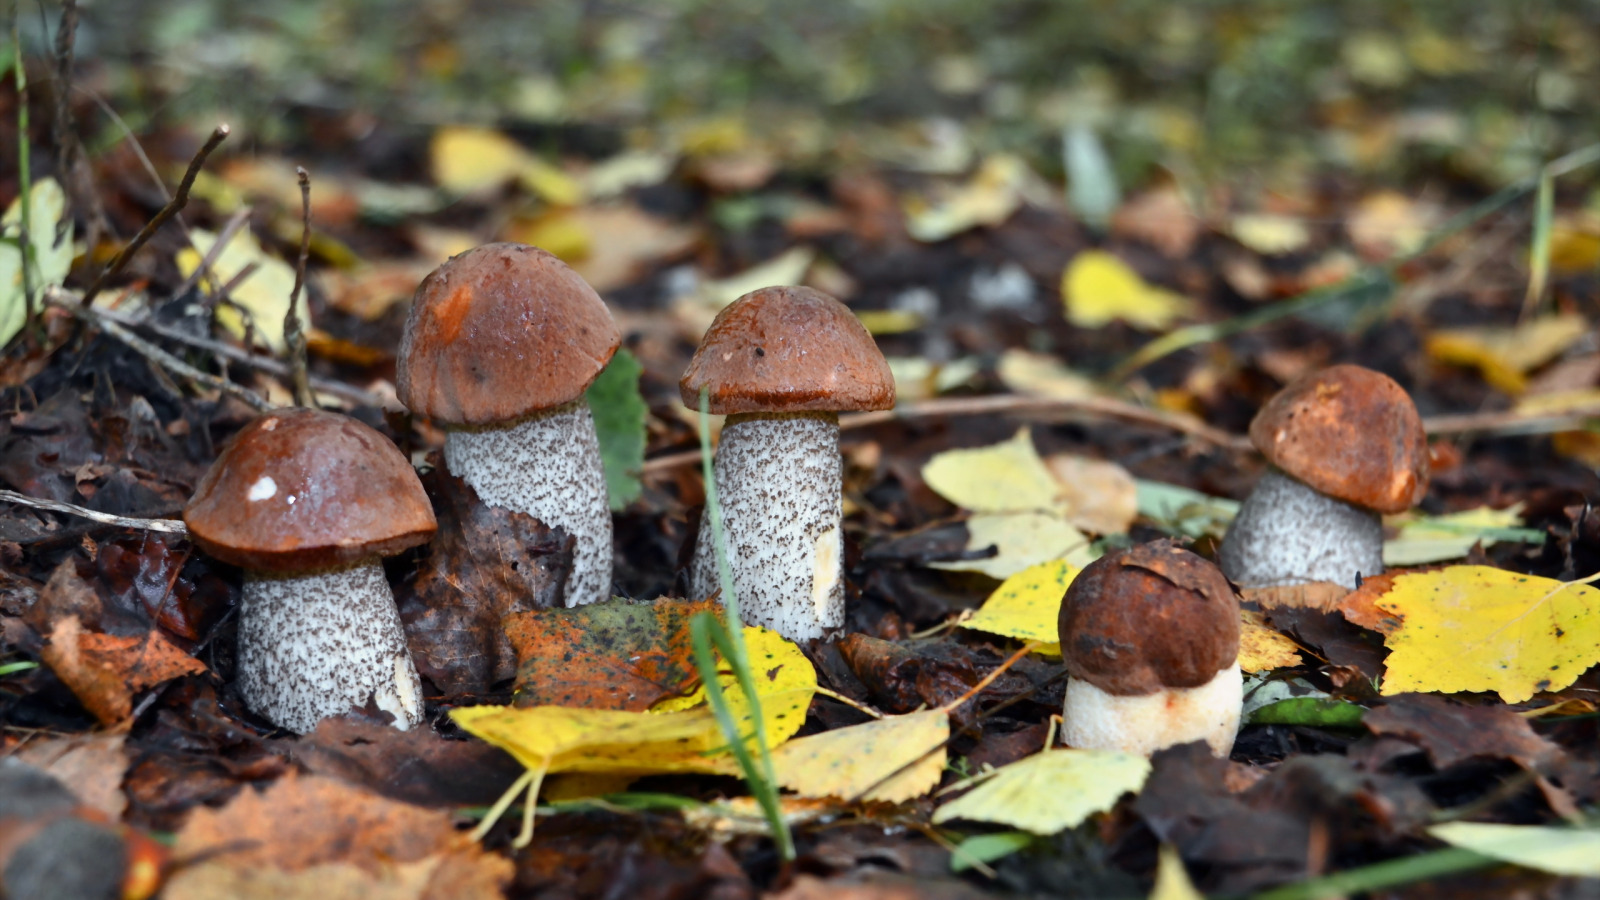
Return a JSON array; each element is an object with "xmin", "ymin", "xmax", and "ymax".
[
  {"xmin": 444, "ymin": 400, "xmax": 612, "ymax": 607},
  {"xmin": 1218, "ymin": 467, "xmax": 1385, "ymax": 589},
  {"xmin": 237, "ymin": 561, "xmax": 423, "ymax": 734},
  {"xmin": 1062, "ymin": 663, "xmax": 1242, "ymax": 758},
  {"xmin": 691, "ymin": 412, "xmax": 843, "ymax": 642}
]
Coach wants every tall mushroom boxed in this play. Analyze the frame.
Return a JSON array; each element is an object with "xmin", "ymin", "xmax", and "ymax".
[
  {"xmin": 398, "ymin": 243, "xmax": 621, "ymax": 608},
  {"xmin": 1218, "ymin": 364, "xmax": 1429, "ymax": 589},
  {"xmin": 681, "ymin": 286, "xmax": 894, "ymax": 641},
  {"xmin": 1058, "ymin": 540, "xmax": 1242, "ymax": 758},
  {"xmin": 184, "ymin": 409, "xmax": 437, "ymax": 734}
]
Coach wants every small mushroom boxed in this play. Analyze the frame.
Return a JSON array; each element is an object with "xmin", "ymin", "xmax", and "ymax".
[
  {"xmin": 398, "ymin": 243, "xmax": 621, "ymax": 608},
  {"xmin": 1218, "ymin": 364, "xmax": 1430, "ymax": 589},
  {"xmin": 1057, "ymin": 540, "xmax": 1242, "ymax": 757},
  {"xmin": 680, "ymin": 286, "xmax": 894, "ymax": 641},
  {"xmin": 184, "ymin": 409, "xmax": 437, "ymax": 734}
]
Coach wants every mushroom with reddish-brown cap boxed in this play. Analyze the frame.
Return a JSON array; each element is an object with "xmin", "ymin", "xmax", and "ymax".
[
  {"xmin": 184, "ymin": 408, "xmax": 437, "ymax": 734},
  {"xmin": 1058, "ymin": 540, "xmax": 1242, "ymax": 757},
  {"xmin": 397, "ymin": 243, "xmax": 621, "ymax": 608},
  {"xmin": 1218, "ymin": 364, "xmax": 1430, "ymax": 590},
  {"xmin": 680, "ymin": 286, "xmax": 894, "ymax": 641}
]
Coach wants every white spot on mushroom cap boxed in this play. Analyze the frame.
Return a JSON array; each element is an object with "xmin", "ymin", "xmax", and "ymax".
[
  {"xmin": 247, "ymin": 476, "xmax": 277, "ymax": 502},
  {"xmin": 261, "ymin": 417, "xmax": 280, "ymax": 431}
]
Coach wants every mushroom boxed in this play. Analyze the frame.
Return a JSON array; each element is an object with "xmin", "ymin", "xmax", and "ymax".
[
  {"xmin": 184, "ymin": 408, "xmax": 437, "ymax": 734},
  {"xmin": 1058, "ymin": 540, "xmax": 1241, "ymax": 757},
  {"xmin": 1218, "ymin": 364, "xmax": 1429, "ymax": 589},
  {"xmin": 398, "ymin": 243, "xmax": 621, "ymax": 608},
  {"xmin": 680, "ymin": 286, "xmax": 894, "ymax": 641}
]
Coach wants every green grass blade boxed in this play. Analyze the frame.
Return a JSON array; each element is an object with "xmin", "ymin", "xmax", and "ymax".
[{"xmin": 1247, "ymin": 847, "xmax": 1497, "ymax": 900}]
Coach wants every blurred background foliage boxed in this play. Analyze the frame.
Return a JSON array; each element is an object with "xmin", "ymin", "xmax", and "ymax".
[{"xmin": 28, "ymin": 0, "xmax": 1600, "ymax": 192}]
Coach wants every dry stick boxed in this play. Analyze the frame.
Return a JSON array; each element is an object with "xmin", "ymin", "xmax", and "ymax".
[
  {"xmin": 283, "ymin": 168, "xmax": 314, "ymax": 407},
  {"xmin": 80, "ymin": 124, "xmax": 230, "ymax": 308},
  {"xmin": 45, "ymin": 287, "xmax": 274, "ymax": 412},
  {"xmin": 92, "ymin": 304, "xmax": 382, "ymax": 407},
  {"xmin": 173, "ymin": 206, "xmax": 253, "ymax": 301},
  {"xmin": 50, "ymin": 0, "xmax": 108, "ymax": 250},
  {"xmin": 0, "ymin": 489, "xmax": 188, "ymax": 535}
]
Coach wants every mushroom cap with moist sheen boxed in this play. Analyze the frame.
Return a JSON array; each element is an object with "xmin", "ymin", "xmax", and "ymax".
[
  {"xmin": 679, "ymin": 285, "xmax": 895, "ymax": 415},
  {"xmin": 184, "ymin": 409, "xmax": 437, "ymax": 572},
  {"xmin": 397, "ymin": 242, "xmax": 621, "ymax": 426},
  {"xmin": 1248, "ymin": 364, "xmax": 1429, "ymax": 515},
  {"xmin": 1057, "ymin": 540, "xmax": 1240, "ymax": 697}
]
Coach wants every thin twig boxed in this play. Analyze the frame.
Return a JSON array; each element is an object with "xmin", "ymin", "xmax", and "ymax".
[
  {"xmin": 46, "ymin": 287, "xmax": 274, "ymax": 412},
  {"xmin": 284, "ymin": 167, "xmax": 314, "ymax": 407},
  {"xmin": 0, "ymin": 489, "xmax": 188, "ymax": 534},
  {"xmin": 174, "ymin": 206, "xmax": 252, "ymax": 301},
  {"xmin": 81, "ymin": 124, "xmax": 230, "ymax": 308},
  {"xmin": 50, "ymin": 0, "xmax": 108, "ymax": 250}
]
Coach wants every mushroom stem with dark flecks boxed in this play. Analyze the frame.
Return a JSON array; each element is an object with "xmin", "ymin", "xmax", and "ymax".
[
  {"xmin": 398, "ymin": 243, "xmax": 621, "ymax": 608},
  {"xmin": 681, "ymin": 286, "xmax": 895, "ymax": 642},
  {"xmin": 1058, "ymin": 540, "xmax": 1242, "ymax": 757},
  {"xmin": 184, "ymin": 409, "xmax": 437, "ymax": 734},
  {"xmin": 1218, "ymin": 365, "xmax": 1430, "ymax": 590}
]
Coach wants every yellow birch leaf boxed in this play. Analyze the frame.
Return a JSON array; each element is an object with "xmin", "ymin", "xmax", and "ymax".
[
  {"xmin": 931, "ymin": 749, "xmax": 1150, "ymax": 835},
  {"xmin": 1238, "ymin": 610, "xmax": 1303, "ymax": 672},
  {"xmin": 455, "ymin": 626, "xmax": 814, "ymax": 774},
  {"xmin": 517, "ymin": 156, "xmax": 586, "ymax": 207},
  {"xmin": 928, "ymin": 511, "xmax": 1094, "ymax": 579},
  {"xmin": 759, "ymin": 709, "xmax": 948, "ymax": 803},
  {"xmin": 1230, "ymin": 213, "xmax": 1312, "ymax": 255},
  {"xmin": 1425, "ymin": 315, "xmax": 1588, "ymax": 395},
  {"xmin": 1376, "ymin": 566, "xmax": 1600, "ymax": 703},
  {"xmin": 1149, "ymin": 844, "xmax": 1205, "ymax": 900},
  {"xmin": 904, "ymin": 154, "xmax": 1027, "ymax": 242},
  {"xmin": 1062, "ymin": 250, "xmax": 1193, "ymax": 330},
  {"xmin": 430, "ymin": 126, "xmax": 529, "ymax": 196},
  {"xmin": 176, "ymin": 228, "xmax": 305, "ymax": 352},
  {"xmin": 1428, "ymin": 822, "xmax": 1600, "ymax": 876},
  {"xmin": 963, "ymin": 559, "xmax": 1080, "ymax": 648},
  {"xmin": 922, "ymin": 427, "xmax": 1065, "ymax": 514}
]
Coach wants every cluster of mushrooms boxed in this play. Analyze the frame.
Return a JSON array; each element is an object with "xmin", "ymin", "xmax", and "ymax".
[{"xmin": 180, "ymin": 241, "xmax": 1432, "ymax": 764}]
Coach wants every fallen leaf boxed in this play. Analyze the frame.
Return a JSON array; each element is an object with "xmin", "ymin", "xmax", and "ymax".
[
  {"xmin": 1149, "ymin": 844, "xmax": 1205, "ymax": 900},
  {"xmin": 1062, "ymin": 250, "xmax": 1193, "ymax": 330},
  {"xmin": 931, "ymin": 748, "xmax": 1151, "ymax": 834},
  {"xmin": 504, "ymin": 596, "xmax": 714, "ymax": 711},
  {"xmin": 1230, "ymin": 213, "xmax": 1311, "ymax": 255},
  {"xmin": 13, "ymin": 732, "xmax": 129, "ymax": 818},
  {"xmin": 1375, "ymin": 566, "xmax": 1600, "ymax": 703},
  {"xmin": 1364, "ymin": 693, "xmax": 1562, "ymax": 771},
  {"xmin": 321, "ymin": 260, "xmax": 435, "ymax": 322},
  {"xmin": 962, "ymin": 559, "xmax": 1081, "ymax": 652},
  {"xmin": 454, "ymin": 626, "xmax": 816, "ymax": 774},
  {"xmin": 164, "ymin": 858, "xmax": 444, "ymax": 900},
  {"xmin": 176, "ymin": 227, "xmax": 306, "ymax": 352},
  {"xmin": 1548, "ymin": 214, "xmax": 1600, "ymax": 273},
  {"xmin": 757, "ymin": 709, "xmax": 949, "ymax": 802},
  {"xmin": 1, "ymin": 178, "xmax": 74, "ymax": 349},
  {"xmin": 430, "ymin": 126, "xmax": 528, "ymax": 197},
  {"xmin": 1134, "ymin": 480, "xmax": 1239, "ymax": 539},
  {"xmin": 587, "ymin": 349, "xmax": 648, "ymax": 511},
  {"xmin": 996, "ymin": 349, "xmax": 1097, "ymax": 401},
  {"xmin": 1347, "ymin": 190, "xmax": 1434, "ymax": 260},
  {"xmin": 1382, "ymin": 504, "xmax": 1536, "ymax": 566},
  {"xmin": 1428, "ymin": 822, "xmax": 1600, "ymax": 877},
  {"xmin": 544, "ymin": 205, "xmax": 698, "ymax": 292},
  {"xmin": 928, "ymin": 511, "xmax": 1094, "ymax": 579},
  {"xmin": 1112, "ymin": 184, "xmax": 1199, "ymax": 259},
  {"xmin": 921, "ymin": 428, "xmax": 1065, "ymax": 515},
  {"xmin": 41, "ymin": 615, "xmax": 206, "ymax": 725},
  {"xmin": 904, "ymin": 154, "xmax": 1030, "ymax": 242},
  {"xmin": 1239, "ymin": 582, "xmax": 1351, "ymax": 612},
  {"xmin": 1044, "ymin": 453, "xmax": 1139, "ymax": 535},
  {"xmin": 167, "ymin": 771, "xmax": 510, "ymax": 900},
  {"xmin": 1238, "ymin": 610, "xmax": 1304, "ymax": 672},
  {"xmin": 1425, "ymin": 315, "xmax": 1589, "ymax": 395},
  {"xmin": 288, "ymin": 717, "xmax": 529, "ymax": 808}
]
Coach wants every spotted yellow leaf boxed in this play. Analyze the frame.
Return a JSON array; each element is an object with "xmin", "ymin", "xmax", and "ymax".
[
  {"xmin": 932, "ymin": 748, "xmax": 1150, "ymax": 835},
  {"xmin": 1062, "ymin": 250, "xmax": 1193, "ymax": 330},
  {"xmin": 1376, "ymin": 566, "xmax": 1600, "ymax": 703},
  {"xmin": 1238, "ymin": 610, "xmax": 1303, "ymax": 672},
  {"xmin": 962, "ymin": 559, "xmax": 1080, "ymax": 652}
]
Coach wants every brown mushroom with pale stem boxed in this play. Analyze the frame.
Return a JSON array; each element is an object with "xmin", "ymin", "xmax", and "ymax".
[
  {"xmin": 184, "ymin": 409, "xmax": 436, "ymax": 734},
  {"xmin": 398, "ymin": 243, "xmax": 621, "ymax": 608},
  {"xmin": 1058, "ymin": 540, "xmax": 1242, "ymax": 757},
  {"xmin": 680, "ymin": 286, "xmax": 894, "ymax": 642},
  {"xmin": 1218, "ymin": 364, "xmax": 1430, "ymax": 590}
]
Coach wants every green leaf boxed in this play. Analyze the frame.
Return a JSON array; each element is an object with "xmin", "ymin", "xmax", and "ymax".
[
  {"xmin": 949, "ymin": 831, "xmax": 1035, "ymax": 873},
  {"xmin": 1249, "ymin": 697, "xmax": 1366, "ymax": 728},
  {"xmin": 1, "ymin": 178, "xmax": 74, "ymax": 349},
  {"xmin": 587, "ymin": 348, "xmax": 647, "ymax": 511}
]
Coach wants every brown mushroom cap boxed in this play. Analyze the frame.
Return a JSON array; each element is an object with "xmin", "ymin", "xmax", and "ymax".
[
  {"xmin": 397, "ymin": 243, "xmax": 621, "ymax": 426},
  {"xmin": 679, "ymin": 286, "xmax": 895, "ymax": 415},
  {"xmin": 1248, "ymin": 364, "xmax": 1429, "ymax": 514},
  {"xmin": 184, "ymin": 409, "xmax": 438, "ymax": 572},
  {"xmin": 1057, "ymin": 540, "xmax": 1240, "ymax": 697}
]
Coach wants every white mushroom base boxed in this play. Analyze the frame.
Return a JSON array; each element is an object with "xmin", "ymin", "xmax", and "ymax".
[
  {"xmin": 1061, "ymin": 664, "xmax": 1242, "ymax": 758},
  {"xmin": 236, "ymin": 561, "xmax": 423, "ymax": 734},
  {"xmin": 1218, "ymin": 467, "xmax": 1384, "ymax": 589},
  {"xmin": 691, "ymin": 412, "xmax": 843, "ymax": 642},
  {"xmin": 444, "ymin": 400, "xmax": 613, "ymax": 607}
]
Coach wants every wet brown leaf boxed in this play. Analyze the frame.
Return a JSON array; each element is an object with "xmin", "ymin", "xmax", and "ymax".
[
  {"xmin": 40, "ymin": 615, "xmax": 206, "ymax": 725},
  {"xmin": 287, "ymin": 717, "xmax": 525, "ymax": 808},
  {"xmin": 504, "ymin": 596, "xmax": 715, "ymax": 710},
  {"xmin": 1364, "ymin": 693, "xmax": 1564, "ymax": 772}
]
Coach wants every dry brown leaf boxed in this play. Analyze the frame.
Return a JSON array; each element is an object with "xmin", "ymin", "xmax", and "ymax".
[
  {"xmin": 1111, "ymin": 184, "xmax": 1200, "ymax": 259},
  {"xmin": 1238, "ymin": 581, "xmax": 1350, "ymax": 613},
  {"xmin": 13, "ymin": 732, "xmax": 130, "ymax": 819},
  {"xmin": 1043, "ymin": 453, "xmax": 1138, "ymax": 535},
  {"xmin": 40, "ymin": 615, "xmax": 206, "ymax": 725}
]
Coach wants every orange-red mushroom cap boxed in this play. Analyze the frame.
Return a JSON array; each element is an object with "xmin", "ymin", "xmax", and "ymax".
[
  {"xmin": 679, "ymin": 286, "xmax": 895, "ymax": 415},
  {"xmin": 184, "ymin": 409, "xmax": 437, "ymax": 572},
  {"xmin": 397, "ymin": 243, "xmax": 621, "ymax": 427}
]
